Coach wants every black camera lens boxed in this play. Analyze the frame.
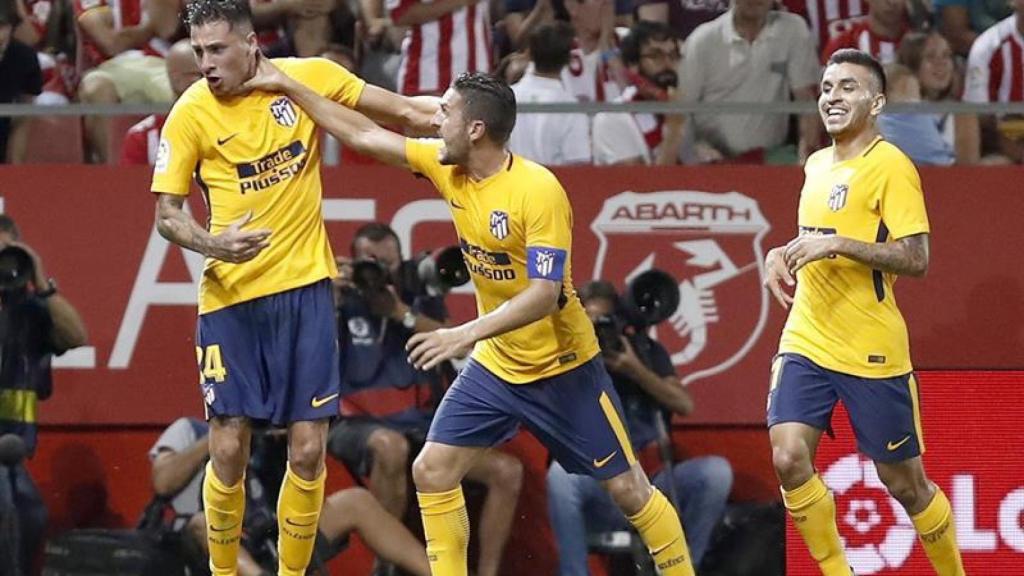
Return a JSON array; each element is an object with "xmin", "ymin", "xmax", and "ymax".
[
  {"xmin": 593, "ymin": 315, "xmax": 625, "ymax": 354},
  {"xmin": 0, "ymin": 245, "xmax": 34, "ymax": 293}
]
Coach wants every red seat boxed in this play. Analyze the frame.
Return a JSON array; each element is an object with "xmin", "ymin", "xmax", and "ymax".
[{"xmin": 22, "ymin": 116, "xmax": 84, "ymax": 163}]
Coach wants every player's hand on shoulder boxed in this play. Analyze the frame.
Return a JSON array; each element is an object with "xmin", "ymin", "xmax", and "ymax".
[
  {"xmin": 406, "ymin": 325, "xmax": 474, "ymax": 371},
  {"xmin": 763, "ymin": 246, "xmax": 795, "ymax": 310},
  {"xmin": 209, "ymin": 211, "xmax": 272, "ymax": 263},
  {"xmin": 239, "ymin": 53, "xmax": 289, "ymax": 94}
]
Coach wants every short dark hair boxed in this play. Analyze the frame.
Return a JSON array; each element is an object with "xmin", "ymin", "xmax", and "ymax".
[
  {"xmin": 185, "ymin": 0, "xmax": 252, "ymax": 31},
  {"xmin": 529, "ymin": 22, "xmax": 575, "ymax": 75},
  {"xmin": 826, "ymin": 48, "xmax": 887, "ymax": 95},
  {"xmin": 0, "ymin": 215, "xmax": 20, "ymax": 240},
  {"xmin": 620, "ymin": 21, "xmax": 676, "ymax": 67},
  {"xmin": 579, "ymin": 280, "xmax": 619, "ymax": 305},
  {"xmin": 351, "ymin": 222, "xmax": 400, "ymax": 256},
  {"xmin": 453, "ymin": 72, "xmax": 517, "ymax": 145}
]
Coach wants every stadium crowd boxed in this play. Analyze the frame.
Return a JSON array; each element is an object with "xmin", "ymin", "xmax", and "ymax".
[{"xmin": 1, "ymin": 0, "xmax": 1023, "ymax": 166}]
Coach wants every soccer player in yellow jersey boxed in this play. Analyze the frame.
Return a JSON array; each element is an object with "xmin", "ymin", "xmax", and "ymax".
[
  {"xmin": 149, "ymin": 1, "xmax": 438, "ymax": 574},
  {"xmin": 763, "ymin": 49, "xmax": 965, "ymax": 576},
  {"xmin": 241, "ymin": 61, "xmax": 697, "ymax": 575}
]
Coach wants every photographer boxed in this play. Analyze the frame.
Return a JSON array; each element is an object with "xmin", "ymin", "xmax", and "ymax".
[
  {"xmin": 327, "ymin": 223, "xmax": 522, "ymax": 576},
  {"xmin": 149, "ymin": 418, "xmax": 431, "ymax": 576},
  {"xmin": 546, "ymin": 280, "xmax": 732, "ymax": 575},
  {"xmin": 0, "ymin": 214, "xmax": 87, "ymax": 575}
]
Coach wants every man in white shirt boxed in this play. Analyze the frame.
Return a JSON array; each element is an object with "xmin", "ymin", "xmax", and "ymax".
[
  {"xmin": 510, "ymin": 21, "xmax": 591, "ymax": 165},
  {"xmin": 592, "ymin": 21, "xmax": 686, "ymax": 165}
]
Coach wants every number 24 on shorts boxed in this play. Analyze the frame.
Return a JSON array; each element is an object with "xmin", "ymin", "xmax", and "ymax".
[{"xmin": 196, "ymin": 344, "xmax": 228, "ymax": 383}]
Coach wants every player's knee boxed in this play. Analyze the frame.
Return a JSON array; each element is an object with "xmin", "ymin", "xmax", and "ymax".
[
  {"xmin": 411, "ymin": 450, "xmax": 457, "ymax": 493},
  {"xmin": 697, "ymin": 456, "xmax": 735, "ymax": 498},
  {"xmin": 771, "ymin": 444, "xmax": 813, "ymax": 486},
  {"xmin": 605, "ymin": 467, "xmax": 654, "ymax": 516},
  {"xmin": 78, "ymin": 73, "xmax": 119, "ymax": 103},
  {"xmin": 288, "ymin": 434, "xmax": 327, "ymax": 479},
  {"xmin": 367, "ymin": 429, "xmax": 410, "ymax": 473},
  {"xmin": 881, "ymin": 474, "xmax": 931, "ymax": 511},
  {"xmin": 326, "ymin": 487, "xmax": 373, "ymax": 516},
  {"xmin": 209, "ymin": 438, "xmax": 247, "ymax": 484}
]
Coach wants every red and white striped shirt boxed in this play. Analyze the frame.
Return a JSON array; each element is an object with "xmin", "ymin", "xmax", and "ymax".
[
  {"xmin": 562, "ymin": 47, "xmax": 621, "ymax": 103},
  {"xmin": 783, "ymin": 0, "xmax": 867, "ymax": 51},
  {"xmin": 389, "ymin": 0, "xmax": 492, "ymax": 95},
  {"xmin": 74, "ymin": 0, "xmax": 168, "ymax": 67},
  {"xmin": 965, "ymin": 15, "xmax": 1024, "ymax": 103},
  {"xmin": 821, "ymin": 20, "xmax": 904, "ymax": 65},
  {"xmin": 120, "ymin": 114, "xmax": 166, "ymax": 165}
]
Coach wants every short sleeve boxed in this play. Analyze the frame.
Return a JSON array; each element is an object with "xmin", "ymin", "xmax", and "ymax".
[
  {"xmin": 149, "ymin": 417, "xmax": 197, "ymax": 460},
  {"xmin": 880, "ymin": 153, "xmax": 930, "ymax": 239},
  {"xmin": 405, "ymin": 138, "xmax": 449, "ymax": 197},
  {"xmin": 523, "ymin": 175, "xmax": 572, "ymax": 281},
  {"xmin": 151, "ymin": 100, "xmax": 201, "ymax": 196},
  {"xmin": 289, "ymin": 57, "xmax": 366, "ymax": 108}
]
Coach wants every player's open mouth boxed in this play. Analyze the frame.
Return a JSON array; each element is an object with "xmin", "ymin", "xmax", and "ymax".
[
  {"xmin": 825, "ymin": 107, "xmax": 847, "ymax": 118},
  {"xmin": 207, "ymin": 76, "xmax": 222, "ymax": 87}
]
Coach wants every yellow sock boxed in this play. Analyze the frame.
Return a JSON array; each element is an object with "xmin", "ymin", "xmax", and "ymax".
[
  {"xmin": 782, "ymin": 474, "xmax": 850, "ymax": 576},
  {"xmin": 203, "ymin": 462, "xmax": 245, "ymax": 576},
  {"xmin": 417, "ymin": 487, "xmax": 469, "ymax": 576},
  {"xmin": 627, "ymin": 489, "xmax": 695, "ymax": 576},
  {"xmin": 277, "ymin": 463, "xmax": 326, "ymax": 576},
  {"xmin": 911, "ymin": 488, "xmax": 965, "ymax": 576}
]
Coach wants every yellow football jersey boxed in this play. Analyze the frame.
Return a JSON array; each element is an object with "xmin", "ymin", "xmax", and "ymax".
[
  {"xmin": 779, "ymin": 137, "xmax": 930, "ymax": 378},
  {"xmin": 151, "ymin": 58, "xmax": 366, "ymax": 314},
  {"xmin": 406, "ymin": 139, "xmax": 600, "ymax": 383}
]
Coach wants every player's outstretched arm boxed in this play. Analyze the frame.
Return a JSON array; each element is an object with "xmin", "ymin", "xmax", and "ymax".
[
  {"xmin": 406, "ymin": 279, "xmax": 561, "ymax": 370},
  {"xmin": 356, "ymin": 84, "xmax": 440, "ymax": 136},
  {"xmin": 244, "ymin": 55, "xmax": 410, "ymax": 167},
  {"xmin": 785, "ymin": 233, "xmax": 930, "ymax": 277},
  {"xmin": 155, "ymin": 194, "xmax": 272, "ymax": 263}
]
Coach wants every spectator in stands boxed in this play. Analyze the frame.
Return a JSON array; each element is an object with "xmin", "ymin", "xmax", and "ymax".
[
  {"xmin": 592, "ymin": 21, "xmax": 688, "ymax": 165},
  {"xmin": 251, "ymin": 0, "xmax": 354, "ymax": 57},
  {"xmin": 327, "ymin": 223, "xmax": 523, "ymax": 576},
  {"xmin": 897, "ymin": 31, "xmax": 980, "ymax": 164},
  {"xmin": 74, "ymin": 0, "xmax": 174, "ymax": 163},
  {"xmin": 878, "ymin": 63, "xmax": 956, "ymax": 165},
  {"xmin": 12, "ymin": 0, "xmax": 77, "ymax": 103},
  {"xmin": 636, "ymin": 0, "xmax": 728, "ymax": 40},
  {"xmin": 681, "ymin": 0, "xmax": 821, "ymax": 163},
  {"xmin": 356, "ymin": 0, "xmax": 404, "ymax": 91},
  {"xmin": 0, "ymin": 214, "xmax": 88, "ymax": 575},
  {"xmin": 935, "ymin": 0, "xmax": 1012, "ymax": 56},
  {"xmin": 0, "ymin": 1, "xmax": 42, "ymax": 164},
  {"xmin": 389, "ymin": 0, "xmax": 491, "ymax": 95},
  {"xmin": 547, "ymin": 280, "xmax": 732, "ymax": 575},
  {"xmin": 509, "ymin": 22, "xmax": 591, "ymax": 165},
  {"xmin": 150, "ymin": 417, "xmax": 431, "ymax": 576},
  {"xmin": 120, "ymin": 39, "xmax": 201, "ymax": 165},
  {"xmin": 964, "ymin": 3, "xmax": 1024, "ymax": 164},
  {"xmin": 821, "ymin": 0, "xmax": 909, "ymax": 64}
]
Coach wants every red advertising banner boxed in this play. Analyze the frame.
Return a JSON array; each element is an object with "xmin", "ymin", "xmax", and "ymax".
[
  {"xmin": 786, "ymin": 371, "xmax": 1024, "ymax": 575},
  {"xmin": 0, "ymin": 165, "xmax": 1020, "ymax": 425}
]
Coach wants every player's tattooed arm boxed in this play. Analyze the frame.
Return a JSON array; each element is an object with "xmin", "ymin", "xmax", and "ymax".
[
  {"xmin": 785, "ymin": 232, "xmax": 930, "ymax": 277},
  {"xmin": 356, "ymin": 85, "xmax": 440, "ymax": 136},
  {"xmin": 155, "ymin": 194, "xmax": 271, "ymax": 263}
]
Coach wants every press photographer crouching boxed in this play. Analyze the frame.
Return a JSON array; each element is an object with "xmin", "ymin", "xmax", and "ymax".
[
  {"xmin": 0, "ymin": 214, "xmax": 87, "ymax": 575},
  {"xmin": 546, "ymin": 274, "xmax": 733, "ymax": 574},
  {"xmin": 328, "ymin": 223, "xmax": 523, "ymax": 576}
]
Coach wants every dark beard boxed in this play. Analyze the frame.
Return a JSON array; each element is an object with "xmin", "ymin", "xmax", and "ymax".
[{"xmin": 650, "ymin": 70, "xmax": 678, "ymax": 90}]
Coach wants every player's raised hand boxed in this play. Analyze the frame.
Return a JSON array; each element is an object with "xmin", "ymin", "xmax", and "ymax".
[
  {"xmin": 763, "ymin": 246, "xmax": 795, "ymax": 309},
  {"xmin": 406, "ymin": 326, "xmax": 474, "ymax": 371},
  {"xmin": 784, "ymin": 235, "xmax": 838, "ymax": 275},
  {"xmin": 241, "ymin": 52, "xmax": 290, "ymax": 94},
  {"xmin": 209, "ymin": 211, "xmax": 272, "ymax": 263}
]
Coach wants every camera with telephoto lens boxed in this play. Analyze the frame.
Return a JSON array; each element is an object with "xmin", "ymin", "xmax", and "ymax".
[
  {"xmin": 350, "ymin": 245, "xmax": 470, "ymax": 300},
  {"xmin": 593, "ymin": 268, "xmax": 680, "ymax": 355},
  {"xmin": 0, "ymin": 245, "xmax": 36, "ymax": 304}
]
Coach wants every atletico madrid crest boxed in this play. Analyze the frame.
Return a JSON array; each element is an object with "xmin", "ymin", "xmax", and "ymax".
[{"xmin": 828, "ymin": 183, "xmax": 848, "ymax": 212}]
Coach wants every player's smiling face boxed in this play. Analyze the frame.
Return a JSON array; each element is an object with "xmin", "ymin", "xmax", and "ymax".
[
  {"xmin": 191, "ymin": 20, "xmax": 259, "ymax": 96},
  {"xmin": 819, "ymin": 62, "xmax": 885, "ymax": 139},
  {"xmin": 432, "ymin": 88, "xmax": 472, "ymax": 166}
]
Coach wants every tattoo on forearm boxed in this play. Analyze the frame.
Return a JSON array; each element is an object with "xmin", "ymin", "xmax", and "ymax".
[{"xmin": 840, "ymin": 234, "xmax": 929, "ymax": 276}]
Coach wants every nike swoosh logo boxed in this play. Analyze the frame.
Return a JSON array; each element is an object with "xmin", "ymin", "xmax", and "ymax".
[
  {"xmin": 209, "ymin": 522, "xmax": 239, "ymax": 533},
  {"xmin": 285, "ymin": 517, "xmax": 317, "ymax": 527},
  {"xmin": 593, "ymin": 451, "xmax": 617, "ymax": 469},
  {"xmin": 217, "ymin": 133, "xmax": 239, "ymax": 146},
  {"xmin": 450, "ymin": 200, "xmax": 465, "ymax": 210},
  {"xmin": 651, "ymin": 537, "xmax": 681, "ymax": 556},
  {"xmin": 887, "ymin": 435, "xmax": 912, "ymax": 451},
  {"xmin": 311, "ymin": 393, "xmax": 339, "ymax": 408}
]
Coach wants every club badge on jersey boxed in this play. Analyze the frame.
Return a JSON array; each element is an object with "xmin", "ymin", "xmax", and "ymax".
[
  {"xmin": 271, "ymin": 97, "xmax": 298, "ymax": 127},
  {"xmin": 828, "ymin": 183, "xmax": 848, "ymax": 212},
  {"xmin": 490, "ymin": 211, "xmax": 509, "ymax": 240}
]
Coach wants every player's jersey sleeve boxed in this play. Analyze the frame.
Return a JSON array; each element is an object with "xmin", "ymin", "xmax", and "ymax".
[
  {"xmin": 151, "ymin": 99, "xmax": 201, "ymax": 196},
  {"xmin": 523, "ymin": 173, "xmax": 572, "ymax": 282},
  {"xmin": 405, "ymin": 138, "xmax": 449, "ymax": 199},
  {"xmin": 284, "ymin": 57, "xmax": 366, "ymax": 107},
  {"xmin": 878, "ymin": 152, "xmax": 929, "ymax": 239}
]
